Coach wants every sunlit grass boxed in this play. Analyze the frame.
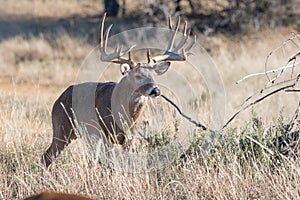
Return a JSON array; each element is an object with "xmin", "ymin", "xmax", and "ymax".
[{"xmin": 0, "ymin": 0, "xmax": 299, "ymax": 199}]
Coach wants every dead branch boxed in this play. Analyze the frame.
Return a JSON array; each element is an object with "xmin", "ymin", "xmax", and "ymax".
[
  {"xmin": 286, "ymin": 90, "xmax": 300, "ymax": 92},
  {"xmin": 223, "ymin": 74, "xmax": 300, "ymax": 129},
  {"xmin": 266, "ymin": 51, "xmax": 300, "ymax": 86},
  {"xmin": 264, "ymin": 33, "xmax": 300, "ymax": 82},
  {"xmin": 224, "ymin": 33, "xmax": 300, "ymax": 129},
  {"xmin": 236, "ymin": 61, "xmax": 300, "ymax": 84},
  {"xmin": 240, "ymin": 77, "xmax": 299, "ymax": 106},
  {"xmin": 160, "ymin": 94, "xmax": 207, "ymax": 131}
]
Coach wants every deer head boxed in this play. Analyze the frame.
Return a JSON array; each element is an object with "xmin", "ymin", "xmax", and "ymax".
[{"xmin": 98, "ymin": 13, "xmax": 195, "ymax": 127}]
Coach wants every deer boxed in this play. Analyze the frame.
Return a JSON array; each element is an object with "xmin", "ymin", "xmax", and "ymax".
[
  {"xmin": 41, "ymin": 13, "xmax": 195, "ymax": 168},
  {"xmin": 23, "ymin": 191, "xmax": 95, "ymax": 200}
]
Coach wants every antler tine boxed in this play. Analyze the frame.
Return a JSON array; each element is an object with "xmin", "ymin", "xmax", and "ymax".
[
  {"xmin": 168, "ymin": 15, "xmax": 173, "ymax": 29},
  {"xmin": 98, "ymin": 12, "xmax": 135, "ymax": 67},
  {"xmin": 128, "ymin": 51, "xmax": 131, "ymax": 61},
  {"xmin": 147, "ymin": 49, "xmax": 151, "ymax": 64},
  {"xmin": 173, "ymin": 21, "xmax": 189, "ymax": 52},
  {"xmin": 98, "ymin": 12, "xmax": 106, "ymax": 46},
  {"xmin": 183, "ymin": 21, "xmax": 187, "ymax": 35},
  {"xmin": 103, "ymin": 24, "xmax": 113, "ymax": 53},
  {"xmin": 152, "ymin": 16, "xmax": 196, "ymax": 63},
  {"xmin": 175, "ymin": 15, "xmax": 181, "ymax": 32},
  {"xmin": 185, "ymin": 35, "xmax": 196, "ymax": 52},
  {"xmin": 166, "ymin": 15, "xmax": 180, "ymax": 52}
]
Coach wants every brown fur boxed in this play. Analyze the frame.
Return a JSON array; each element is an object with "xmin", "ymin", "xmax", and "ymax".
[
  {"xmin": 42, "ymin": 66, "xmax": 167, "ymax": 167},
  {"xmin": 23, "ymin": 191, "xmax": 94, "ymax": 200}
]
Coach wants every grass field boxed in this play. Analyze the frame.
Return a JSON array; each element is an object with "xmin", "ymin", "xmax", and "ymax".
[{"xmin": 0, "ymin": 0, "xmax": 299, "ymax": 199}]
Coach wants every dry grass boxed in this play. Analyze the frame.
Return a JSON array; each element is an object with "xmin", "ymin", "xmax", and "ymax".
[
  {"xmin": 1, "ymin": 94, "xmax": 299, "ymax": 199},
  {"xmin": 0, "ymin": 0, "xmax": 300, "ymax": 199},
  {"xmin": 0, "ymin": 34, "xmax": 91, "ymax": 86}
]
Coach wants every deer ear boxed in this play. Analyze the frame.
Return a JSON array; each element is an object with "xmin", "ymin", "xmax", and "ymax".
[
  {"xmin": 120, "ymin": 63, "xmax": 131, "ymax": 75},
  {"xmin": 153, "ymin": 62, "xmax": 171, "ymax": 75}
]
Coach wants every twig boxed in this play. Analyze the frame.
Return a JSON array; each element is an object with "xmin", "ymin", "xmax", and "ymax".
[
  {"xmin": 240, "ymin": 77, "xmax": 298, "ymax": 106},
  {"xmin": 269, "ymin": 51, "xmax": 300, "ymax": 85},
  {"xmin": 237, "ymin": 61, "xmax": 300, "ymax": 84},
  {"xmin": 224, "ymin": 34, "xmax": 300, "ymax": 130},
  {"xmin": 264, "ymin": 33, "xmax": 300, "ymax": 82},
  {"xmin": 245, "ymin": 136, "xmax": 293, "ymax": 163},
  {"xmin": 223, "ymin": 75, "xmax": 300, "ymax": 129},
  {"xmin": 285, "ymin": 89, "xmax": 300, "ymax": 92},
  {"xmin": 261, "ymin": 76, "xmax": 299, "ymax": 92},
  {"xmin": 288, "ymin": 52, "xmax": 300, "ymax": 78},
  {"xmin": 245, "ymin": 136, "xmax": 274, "ymax": 155},
  {"xmin": 160, "ymin": 94, "xmax": 207, "ymax": 131}
]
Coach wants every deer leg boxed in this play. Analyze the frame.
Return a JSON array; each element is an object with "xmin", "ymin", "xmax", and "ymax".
[{"xmin": 42, "ymin": 126, "xmax": 76, "ymax": 168}]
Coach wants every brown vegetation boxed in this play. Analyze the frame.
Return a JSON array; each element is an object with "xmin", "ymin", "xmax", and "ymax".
[{"xmin": 0, "ymin": 0, "xmax": 299, "ymax": 199}]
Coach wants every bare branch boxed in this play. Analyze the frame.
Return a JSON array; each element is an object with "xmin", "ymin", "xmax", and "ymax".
[
  {"xmin": 160, "ymin": 94, "xmax": 207, "ymax": 131},
  {"xmin": 224, "ymin": 33, "xmax": 300, "ymax": 129},
  {"xmin": 223, "ymin": 75, "xmax": 300, "ymax": 129},
  {"xmin": 237, "ymin": 61, "xmax": 300, "ymax": 84},
  {"xmin": 264, "ymin": 33, "xmax": 300, "ymax": 82},
  {"xmin": 240, "ymin": 76, "xmax": 298, "ymax": 107}
]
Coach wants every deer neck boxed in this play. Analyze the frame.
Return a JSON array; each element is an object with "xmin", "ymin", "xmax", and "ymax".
[
  {"xmin": 129, "ymin": 93, "xmax": 148, "ymax": 121},
  {"xmin": 113, "ymin": 79, "xmax": 148, "ymax": 123}
]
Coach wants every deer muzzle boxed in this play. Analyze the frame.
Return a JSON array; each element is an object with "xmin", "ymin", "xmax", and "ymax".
[{"xmin": 149, "ymin": 87, "xmax": 161, "ymax": 97}]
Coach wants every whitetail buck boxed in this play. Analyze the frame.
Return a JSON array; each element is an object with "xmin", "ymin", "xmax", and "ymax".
[
  {"xmin": 24, "ymin": 191, "xmax": 94, "ymax": 200},
  {"xmin": 42, "ymin": 13, "xmax": 195, "ymax": 168}
]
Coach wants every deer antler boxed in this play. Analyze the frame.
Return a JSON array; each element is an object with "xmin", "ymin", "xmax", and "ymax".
[
  {"xmin": 98, "ymin": 13, "xmax": 135, "ymax": 67},
  {"xmin": 151, "ymin": 16, "xmax": 196, "ymax": 63}
]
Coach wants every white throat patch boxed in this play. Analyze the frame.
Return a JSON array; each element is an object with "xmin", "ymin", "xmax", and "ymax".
[{"xmin": 135, "ymin": 96, "xmax": 148, "ymax": 104}]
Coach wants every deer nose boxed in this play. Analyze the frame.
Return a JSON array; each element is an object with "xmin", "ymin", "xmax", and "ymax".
[{"xmin": 149, "ymin": 87, "xmax": 161, "ymax": 97}]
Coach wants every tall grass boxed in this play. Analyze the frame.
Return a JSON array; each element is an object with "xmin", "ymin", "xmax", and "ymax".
[
  {"xmin": 0, "ymin": 91, "xmax": 299, "ymax": 199},
  {"xmin": 0, "ymin": 1, "xmax": 299, "ymax": 199}
]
